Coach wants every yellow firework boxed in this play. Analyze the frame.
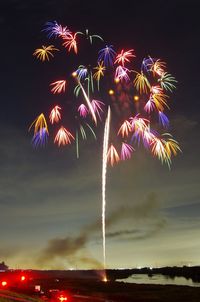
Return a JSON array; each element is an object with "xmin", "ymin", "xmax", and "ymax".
[
  {"xmin": 164, "ymin": 135, "xmax": 181, "ymax": 157},
  {"xmin": 33, "ymin": 45, "xmax": 59, "ymax": 61},
  {"xmin": 93, "ymin": 61, "xmax": 106, "ymax": 90},
  {"xmin": 133, "ymin": 72, "xmax": 151, "ymax": 94},
  {"xmin": 152, "ymin": 93, "xmax": 169, "ymax": 111},
  {"xmin": 151, "ymin": 59, "xmax": 166, "ymax": 76},
  {"xmin": 29, "ymin": 113, "xmax": 48, "ymax": 135}
]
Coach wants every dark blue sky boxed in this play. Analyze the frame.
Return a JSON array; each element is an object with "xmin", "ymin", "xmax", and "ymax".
[{"xmin": 0, "ymin": 0, "xmax": 199, "ymax": 269}]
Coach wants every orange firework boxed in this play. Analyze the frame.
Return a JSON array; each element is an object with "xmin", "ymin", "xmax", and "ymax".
[
  {"xmin": 62, "ymin": 33, "xmax": 78, "ymax": 54},
  {"xmin": 117, "ymin": 120, "xmax": 132, "ymax": 138},
  {"xmin": 152, "ymin": 93, "xmax": 169, "ymax": 112},
  {"xmin": 49, "ymin": 105, "xmax": 62, "ymax": 124},
  {"xmin": 50, "ymin": 80, "xmax": 66, "ymax": 94},
  {"xmin": 54, "ymin": 126, "xmax": 75, "ymax": 146},
  {"xmin": 151, "ymin": 59, "xmax": 166, "ymax": 76},
  {"xmin": 107, "ymin": 144, "xmax": 120, "ymax": 166}
]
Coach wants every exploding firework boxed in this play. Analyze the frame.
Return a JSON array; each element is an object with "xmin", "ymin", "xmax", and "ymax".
[
  {"xmin": 30, "ymin": 21, "xmax": 181, "ymax": 275},
  {"xmin": 30, "ymin": 23, "xmax": 105, "ymax": 157}
]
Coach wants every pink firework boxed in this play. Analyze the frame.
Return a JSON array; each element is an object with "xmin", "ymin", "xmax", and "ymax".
[
  {"xmin": 142, "ymin": 128, "xmax": 156, "ymax": 147},
  {"xmin": 151, "ymin": 85, "xmax": 163, "ymax": 94},
  {"xmin": 55, "ymin": 25, "xmax": 72, "ymax": 38},
  {"xmin": 121, "ymin": 142, "xmax": 135, "ymax": 160},
  {"xmin": 115, "ymin": 65, "xmax": 130, "ymax": 82},
  {"xmin": 78, "ymin": 104, "xmax": 89, "ymax": 118},
  {"xmin": 144, "ymin": 97, "xmax": 155, "ymax": 113},
  {"xmin": 91, "ymin": 99, "xmax": 105, "ymax": 120},
  {"xmin": 114, "ymin": 49, "xmax": 135, "ymax": 66}
]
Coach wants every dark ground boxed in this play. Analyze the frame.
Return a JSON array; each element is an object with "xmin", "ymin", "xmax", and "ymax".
[
  {"xmin": 5, "ymin": 277, "xmax": 200, "ymax": 302},
  {"xmin": 42, "ymin": 278, "xmax": 200, "ymax": 302},
  {"xmin": 1, "ymin": 268, "xmax": 200, "ymax": 302}
]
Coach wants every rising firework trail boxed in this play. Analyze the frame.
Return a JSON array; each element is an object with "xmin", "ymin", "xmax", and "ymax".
[{"xmin": 102, "ymin": 106, "xmax": 111, "ymax": 275}]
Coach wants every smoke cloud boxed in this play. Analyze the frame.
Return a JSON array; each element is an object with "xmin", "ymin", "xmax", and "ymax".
[
  {"xmin": 0, "ymin": 246, "xmax": 21, "ymax": 258},
  {"xmin": 36, "ymin": 192, "xmax": 165, "ymax": 268},
  {"xmin": 106, "ymin": 219, "xmax": 167, "ymax": 240}
]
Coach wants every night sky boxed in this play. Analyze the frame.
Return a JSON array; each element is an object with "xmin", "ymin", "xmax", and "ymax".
[{"xmin": 0, "ymin": 0, "xmax": 200, "ymax": 270}]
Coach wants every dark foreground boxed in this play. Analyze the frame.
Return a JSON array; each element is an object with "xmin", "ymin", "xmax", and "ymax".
[
  {"xmin": 2, "ymin": 281, "xmax": 200, "ymax": 302},
  {"xmin": 1, "ymin": 269, "xmax": 200, "ymax": 302},
  {"xmin": 60, "ymin": 279, "xmax": 200, "ymax": 302},
  {"xmin": 92, "ymin": 280, "xmax": 200, "ymax": 302}
]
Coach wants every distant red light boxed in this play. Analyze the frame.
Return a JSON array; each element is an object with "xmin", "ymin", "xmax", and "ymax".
[
  {"xmin": 1, "ymin": 281, "xmax": 7, "ymax": 287},
  {"xmin": 58, "ymin": 295, "xmax": 68, "ymax": 302},
  {"xmin": 35, "ymin": 285, "xmax": 41, "ymax": 292},
  {"xmin": 21, "ymin": 275, "xmax": 26, "ymax": 281}
]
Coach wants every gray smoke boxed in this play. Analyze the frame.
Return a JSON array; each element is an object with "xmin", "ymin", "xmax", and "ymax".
[
  {"xmin": 36, "ymin": 192, "xmax": 165, "ymax": 267},
  {"xmin": 106, "ymin": 219, "xmax": 167, "ymax": 240},
  {"xmin": 0, "ymin": 246, "xmax": 21, "ymax": 258}
]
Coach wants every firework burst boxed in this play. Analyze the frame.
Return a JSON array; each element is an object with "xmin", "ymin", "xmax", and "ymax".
[{"xmin": 30, "ymin": 21, "xmax": 181, "ymax": 275}]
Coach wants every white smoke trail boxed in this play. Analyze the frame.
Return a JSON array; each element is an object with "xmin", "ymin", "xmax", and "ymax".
[{"xmin": 102, "ymin": 106, "xmax": 111, "ymax": 271}]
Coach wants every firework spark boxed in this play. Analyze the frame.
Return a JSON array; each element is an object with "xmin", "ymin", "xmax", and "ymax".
[
  {"xmin": 158, "ymin": 111, "xmax": 169, "ymax": 128},
  {"xmin": 151, "ymin": 59, "xmax": 166, "ymax": 76},
  {"xmin": 118, "ymin": 120, "xmax": 132, "ymax": 138},
  {"xmin": 78, "ymin": 104, "xmax": 89, "ymax": 118},
  {"xmin": 133, "ymin": 72, "xmax": 151, "ymax": 94},
  {"xmin": 33, "ymin": 45, "xmax": 59, "ymax": 61},
  {"xmin": 50, "ymin": 80, "xmax": 66, "ymax": 94},
  {"xmin": 78, "ymin": 29, "xmax": 103, "ymax": 44},
  {"xmin": 98, "ymin": 45, "xmax": 116, "ymax": 66},
  {"xmin": 93, "ymin": 61, "xmax": 106, "ymax": 90},
  {"xmin": 29, "ymin": 113, "xmax": 49, "ymax": 136},
  {"xmin": 75, "ymin": 78, "xmax": 97, "ymax": 125},
  {"xmin": 121, "ymin": 142, "xmax": 135, "ymax": 160},
  {"xmin": 62, "ymin": 33, "xmax": 78, "ymax": 54},
  {"xmin": 115, "ymin": 65, "xmax": 130, "ymax": 82},
  {"xmin": 43, "ymin": 21, "xmax": 72, "ymax": 38},
  {"xmin": 107, "ymin": 144, "xmax": 120, "ymax": 166},
  {"xmin": 114, "ymin": 49, "xmax": 135, "ymax": 66},
  {"xmin": 54, "ymin": 126, "xmax": 75, "ymax": 146},
  {"xmin": 91, "ymin": 99, "xmax": 105, "ymax": 121},
  {"xmin": 49, "ymin": 105, "xmax": 62, "ymax": 124},
  {"xmin": 32, "ymin": 128, "xmax": 49, "ymax": 148},
  {"xmin": 158, "ymin": 72, "xmax": 177, "ymax": 92},
  {"xmin": 76, "ymin": 65, "xmax": 88, "ymax": 80}
]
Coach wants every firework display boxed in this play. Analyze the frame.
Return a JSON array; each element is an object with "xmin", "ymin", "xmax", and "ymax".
[{"xmin": 30, "ymin": 21, "xmax": 181, "ymax": 271}]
